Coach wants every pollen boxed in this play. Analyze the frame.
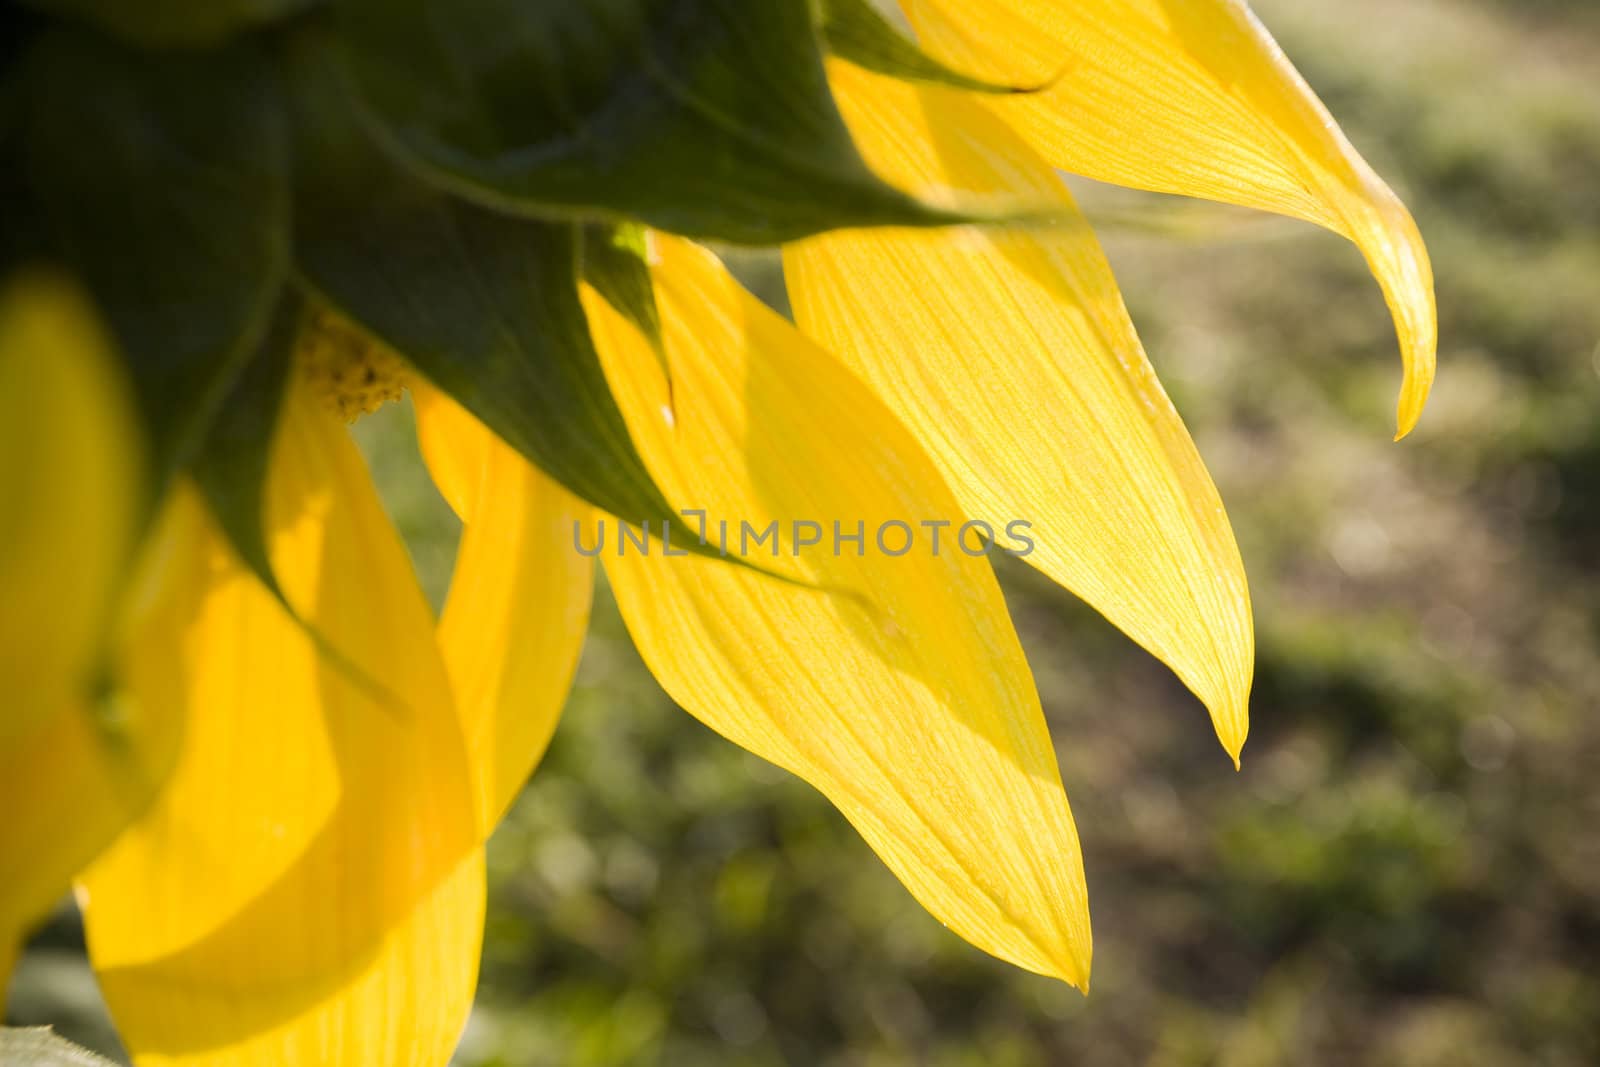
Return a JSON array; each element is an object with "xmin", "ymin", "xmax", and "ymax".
[{"xmin": 299, "ymin": 308, "xmax": 409, "ymax": 422}]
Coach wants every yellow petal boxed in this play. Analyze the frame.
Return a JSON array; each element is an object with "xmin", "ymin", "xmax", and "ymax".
[
  {"xmin": 904, "ymin": 0, "xmax": 1436, "ymax": 436},
  {"xmin": 0, "ymin": 273, "xmax": 154, "ymax": 983},
  {"xmin": 1, "ymin": 488, "xmax": 201, "ymax": 992},
  {"xmin": 585, "ymin": 236, "xmax": 1091, "ymax": 987},
  {"xmin": 415, "ymin": 383, "xmax": 595, "ymax": 830},
  {"xmin": 80, "ymin": 379, "xmax": 483, "ymax": 1066},
  {"xmin": 0, "ymin": 273, "xmax": 140, "ymax": 748},
  {"xmin": 787, "ymin": 63, "xmax": 1250, "ymax": 761},
  {"xmin": 413, "ymin": 382, "xmax": 489, "ymax": 521}
]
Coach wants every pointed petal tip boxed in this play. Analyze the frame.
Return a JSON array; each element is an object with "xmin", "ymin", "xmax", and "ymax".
[
  {"xmin": 1223, "ymin": 719, "xmax": 1248, "ymax": 771},
  {"xmin": 1208, "ymin": 687, "xmax": 1249, "ymax": 772},
  {"xmin": 1034, "ymin": 938, "xmax": 1091, "ymax": 993},
  {"xmin": 1395, "ymin": 364, "xmax": 1433, "ymax": 441},
  {"xmin": 1062, "ymin": 932, "xmax": 1093, "ymax": 992},
  {"xmin": 1198, "ymin": 668, "xmax": 1251, "ymax": 775},
  {"xmin": 1224, "ymin": 733, "xmax": 1245, "ymax": 772},
  {"xmin": 1026, "ymin": 893, "xmax": 1091, "ymax": 992},
  {"xmin": 1392, "ymin": 279, "xmax": 1437, "ymax": 441},
  {"xmin": 1368, "ymin": 185, "xmax": 1436, "ymax": 443}
]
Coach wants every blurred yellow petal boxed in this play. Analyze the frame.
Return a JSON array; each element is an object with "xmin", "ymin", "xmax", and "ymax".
[
  {"xmin": 0, "ymin": 273, "xmax": 156, "ymax": 988},
  {"xmin": 904, "ymin": 0, "xmax": 1436, "ymax": 436},
  {"xmin": 787, "ymin": 64, "xmax": 1251, "ymax": 760},
  {"xmin": 415, "ymin": 383, "xmax": 595, "ymax": 830},
  {"xmin": 81, "ymin": 379, "xmax": 483, "ymax": 1066},
  {"xmin": 1, "ymin": 488, "xmax": 201, "ymax": 993},
  {"xmin": 0, "ymin": 274, "xmax": 140, "ymax": 748},
  {"xmin": 585, "ymin": 236, "xmax": 1091, "ymax": 987}
]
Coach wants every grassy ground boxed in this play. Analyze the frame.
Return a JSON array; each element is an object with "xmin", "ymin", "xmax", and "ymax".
[{"xmin": 10, "ymin": 0, "xmax": 1600, "ymax": 1063}]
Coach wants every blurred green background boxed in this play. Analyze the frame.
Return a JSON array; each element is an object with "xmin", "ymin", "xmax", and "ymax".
[{"xmin": 10, "ymin": 0, "xmax": 1600, "ymax": 1062}]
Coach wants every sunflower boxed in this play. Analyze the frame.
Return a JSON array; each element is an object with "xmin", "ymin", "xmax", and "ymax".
[{"xmin": 1, "ymin": 0, "xmax": 1434, "ymax": 1063}]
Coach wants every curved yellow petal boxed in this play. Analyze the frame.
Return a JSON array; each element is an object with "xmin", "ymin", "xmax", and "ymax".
[
  {"xmin": 415, "ymin": 383, "xmax": 595, "ymax": 830},
  {"xmin": 1, "ymin": 488, "xmax": 201, "ymax": 996},
  {"xmin": 0, "ymin": 274, "xmax": 156, "ymax": 986},
  {"xmin": 0, "ymin": 274, "xmax": 140, "ymax": 748},
  {"xmin": 413, "ymin": 382, "xmax": 489, "ymax": 521},
  {"xmin": 80, "ymin": 379, "xmax": 483, "ymax": 1066},
  {"xmin": 585, "ymin": 236, "xmax": 1090, "ymax": 987},
  {"xmin": 787, "ymin": 63, "xmax": 1250, "ymax": 761},
  {"xmin": 904, "ymin": 0, "xmax": 1436, "ymax": 436}
]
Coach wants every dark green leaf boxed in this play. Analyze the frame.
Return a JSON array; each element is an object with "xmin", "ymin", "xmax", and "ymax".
[
  {"xmin": 22, "ymin": 0, "xmax": 319, "ymax": 48},
  {"xmin": 0, "ymin": 130, "xmax": 47, "ymax": 281},
  {"xmin": 2, "ymin": 5, "xmax": 41, "ymax": 135},
  {"xmin": 0, "ymin": 1028, "xmax": 119, "ymax": 1067},
  {"xmin": 334, "ymin": 0, "xmax": 971, "ymax": 244},
  {"xmin": 23, "ymin": 29, "xmax": 289, "ymax": 502},
  {"xmin": 817, "ymin": 0, "xmax": 1040, "ymax": 94},
  {"xmin": 285, "ymin": 34, "xmax": 687, "ymax": 542},
  {"xmin": 191, "ymin": 294, "xmax": 298, "ymax": 593}
]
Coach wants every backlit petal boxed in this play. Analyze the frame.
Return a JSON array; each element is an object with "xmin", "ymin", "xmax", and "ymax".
[
  {"xmin": 585, "ymin": 236, "xmax": 1091, "ymax": 987},
  {"xmin": 80, "ymin": 379, "xmax": 483, "ymax": 1066},
  {"xmin": 0, "ymin": 274, "xmax": 155, "ymax": 985},
  {"xmin": 0, "ymin": 274, "xmax": 140, "ymax": 748},
  {"xmin": 415, "ymin": 382, "xmax": 595, "ymax": 830},
  {"xmin": 904, "ymin": 0, "xmax": 1436, "ymax": 436},
  {"xmin": 413, "ymin": 382, "xmax": 489, "ymax": 521},
  {"xmin": 787, "ymin": 64, "xmax": 1250, "ymax": 760},
  {"xmin": 1, "ymin": 489, "xmax": 200, "ymax": 993}
]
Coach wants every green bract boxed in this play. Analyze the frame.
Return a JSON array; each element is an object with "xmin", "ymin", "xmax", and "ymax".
[
  {"xmin": 5, "ymin": 0, "xmax": 979, "ymax": 587},
  {"xmin": 22, "ymin": 30, "xmax": 288, "ymax": 505},
  {"xmin": 336, "ymin": 0, "xmax": 971, "ymax": 242}
]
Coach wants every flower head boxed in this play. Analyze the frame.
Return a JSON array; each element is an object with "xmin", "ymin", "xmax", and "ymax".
[{"xmin": 1, "ymin": 1, "xmax": 1434, "ymax": 1062}]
